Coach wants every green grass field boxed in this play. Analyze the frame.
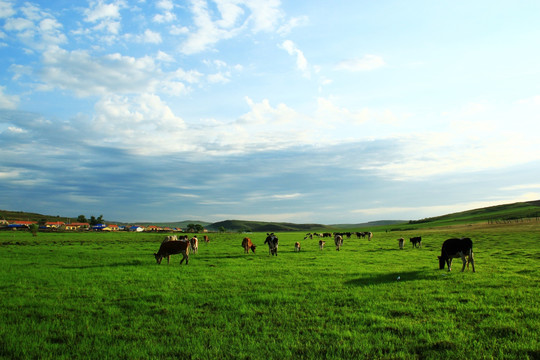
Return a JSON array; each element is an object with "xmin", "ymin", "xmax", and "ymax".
[{"xmin": 1, "ymin": 222, "xmax": 539, "ymax": 359}]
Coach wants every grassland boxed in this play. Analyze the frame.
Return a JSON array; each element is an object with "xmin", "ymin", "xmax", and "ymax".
[{"xmin": 0, "ymin": 221, "xmax": 539, "ymax": 359}]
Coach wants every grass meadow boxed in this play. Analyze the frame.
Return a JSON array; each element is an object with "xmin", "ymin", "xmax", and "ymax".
[{"xmin": 0, "ymin": 222, "xmax": 539, "ymax": 359}]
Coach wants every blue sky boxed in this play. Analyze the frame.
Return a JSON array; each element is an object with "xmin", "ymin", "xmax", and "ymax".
[{"xmin": 1, "ymin": 0, "xmax": 539, "ymax": 224}]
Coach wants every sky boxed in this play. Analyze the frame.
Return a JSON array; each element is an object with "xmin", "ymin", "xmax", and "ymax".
[{"xmin": 1, "ymin": 0, "xmax": 539, "ymax": 224}]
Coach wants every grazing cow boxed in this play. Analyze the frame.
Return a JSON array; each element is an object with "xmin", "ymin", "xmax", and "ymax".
[
  {"xmin": 367, "ymin": 232, "xmax": 373, "ymax": 241},
  {"xmin": 203, "ymin": 235, "xmax": 210, "ymax": 243},
  {"xmin": 398, "ymin": 238, "xmax": 404, "ymax": 250},
  {"xmin": 334, "ymin": 234, "xmax": 343, "ymax": 251},
  {"xmin": 264, "ymin": 233, "xmax": 279, "ymax": 256},
  {"xmin": 319, "ymin": 240, "xmax": 326, "ymax": 250},
  {"xmin": 294, "ymin": 242, "xmax": 301, "ymax": 252},
  {"xmin": 154, "ymin": 240, "xmax": 189, "ymax": 265},
  {"xmin": 410, "ymin": 236, "xmax": 422, "ymax": 248},
  {"xmin": 438, "ymin": 237, "xmax": 475, "ymax": 272},
  {"xmin": 190, "ymin": 236, "xmax": 199, "ymax": 254},
  {"xmin": 242, "ymin": 237, "xmax": 256, "ymax": 254}
]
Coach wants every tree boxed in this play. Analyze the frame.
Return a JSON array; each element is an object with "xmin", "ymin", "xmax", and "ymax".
[
  {"xmin": 77, "ymin": 215, "xmax": 87, "ymax": 223},
  {"xmin": 29, "ymin": 224, "xmax": 39, "ymax": 237},
  {"xmin": 186, "ymin": 223, "xmax": 204, "ymax": 233}
]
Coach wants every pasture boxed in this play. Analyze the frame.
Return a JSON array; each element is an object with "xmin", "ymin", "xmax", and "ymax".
[{"xmin": 0, "ymin": 222, "xmax": 539, "ymax": 359}]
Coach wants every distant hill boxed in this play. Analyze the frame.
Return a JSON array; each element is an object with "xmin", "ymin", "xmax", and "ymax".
[
  {"xmin": 135, "ymin": 220, "xmax": 212, "ymax": 229},
  {"xmin": 330, "ymin": 220, "xmax": 407, "ymax": 229},
  {"xmin": 2, "ymin": 199, "xmax": 539, "ymax": 231},
  {"xmin": 206, "ymin": 220, "xmax": 333, "ymax": 232},
  {"xmin": 407, "ymin": 200, "xmax": 540, "ymax": 227}
]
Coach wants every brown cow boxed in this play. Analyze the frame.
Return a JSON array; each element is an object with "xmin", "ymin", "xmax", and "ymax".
[
  {"xmin": 154, "ymin": 240, "xmax": 189, "ymax": 265},
  {"xmin": 398, "ymin": 238, "xmax": 404, "ymax": 250},
  {"xmin": 294, "ymin": 242, "xmax": 301, "ymax": 252},
  {"xmin": 203, "ymin": 235, "xmax": 210, "ymax": 243},
  {"xmin": 319, "ymin": 240, "xmax": 326, "ymax": 250},
  {"xmin": 242, "ymin": 237, "xmax": 256, "ymax": 253}
]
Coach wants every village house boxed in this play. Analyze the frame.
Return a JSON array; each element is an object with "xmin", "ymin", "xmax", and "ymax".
[{"xmin": 65, "ymin": 222, "xmax": 90, "ymax": 231}]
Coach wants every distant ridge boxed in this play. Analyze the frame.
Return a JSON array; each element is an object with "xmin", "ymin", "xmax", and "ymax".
[
  {"xmin": 206, "ymin": 220, "xmax": 333, "ymax": 232},
  {"xmin": 2, "ymin": 200, "xmax": 539, "ymax": 231}
]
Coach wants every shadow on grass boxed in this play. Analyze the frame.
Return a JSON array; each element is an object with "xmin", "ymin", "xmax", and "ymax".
[
  {"xmin": 344, "ymin": 270, "xmax": 441, "ymax": 287},
  {"xmin": 60, "ymin": 259, "xmax": 147, "ymax": 269}
]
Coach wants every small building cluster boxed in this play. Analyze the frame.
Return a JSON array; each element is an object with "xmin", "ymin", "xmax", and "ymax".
[{"xmin": 0, "ymin": 220, "xmax": 184, "ymax": 232}]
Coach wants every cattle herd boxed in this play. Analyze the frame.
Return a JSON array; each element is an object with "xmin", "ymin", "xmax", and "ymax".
[{"xmin": 153, "ymin": 231, "xmax": 475, "ymax": 272}]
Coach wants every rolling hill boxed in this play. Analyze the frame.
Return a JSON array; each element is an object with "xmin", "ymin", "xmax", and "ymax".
[{"xmin": 1, "ymin": 200, "xmax": 539, "ymax": 232}]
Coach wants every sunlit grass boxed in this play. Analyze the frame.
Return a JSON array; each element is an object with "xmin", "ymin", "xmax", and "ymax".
[{"xmin": 0, "ymin": 223, "xmax": 539, "ymax": 359}]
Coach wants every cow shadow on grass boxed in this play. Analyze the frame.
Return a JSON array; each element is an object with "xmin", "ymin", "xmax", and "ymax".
[
  {"xmin": 344, "ymin": 270, "xmax": 440, "ymax": 287},
  {"xmin": 60, "ymin": 259, "xmax": 146, "ymax": 269}
]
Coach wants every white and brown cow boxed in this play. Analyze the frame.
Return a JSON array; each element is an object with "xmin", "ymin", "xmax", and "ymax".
[
  {"xmin": 438, "ymin": 237, "xmax": 475, "ymax": 272},
  {"xmin": 294, "ymin": 242, "xmax": 301, "ymax": 252},
  {"xmin": 162, "ymin": 235, "xmax": 178, "ymax": 243},
  {"xmin": 334, "ymin": 234, "xmax": 343, "ymax": 251},
  {"xmin": 154, "ymin": 240, "xmax": 189, "ymax": 265},
  {"xmin": 190, "ymin": 236, "xmax": 199, "ymax": 254},
  {"xmin": 319, "ymin": 240, "xmax": 326, "ymax": 250}
]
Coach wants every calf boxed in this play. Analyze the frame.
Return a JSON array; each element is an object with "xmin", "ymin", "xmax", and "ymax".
[
  {"xmin": 242, "ymin": 237, "xmax": 256, "ymax": 254},
  {"xmin": 319, "ymin": 240, "xmax": 326, "ymax": 250},
  {"xmin": 438, "ymin": 237, "xmax": 475, "ymax": 272},
  {"xmin": 154, "ymin": 240, "xmax": 189, "ymax": 265},
  {"xmin": 203, "ymin": 235, "xmax": 210, "ymax": 243},
  {"xmin": 264, "ymin": 233, "xmax": 279, "ymax": 256},
  {"xmin": 334, "ymin": 234, "xmax": 343, "ymax": 251},
  {"xmin": 398, "ymin": 238, "xmax": 404, "ymax": 250},
  {"xmin": 410, "ymin": 236, "xmax": 422, "ymax": 248},
  {"xmin": 294, "ymin": 242, "xmax": 301, "ymax": 252}
]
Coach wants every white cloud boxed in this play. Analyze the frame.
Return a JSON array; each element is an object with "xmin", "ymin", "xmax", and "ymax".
[
  {"xmin": 136, "ymin": 29, "xmax": 162, "ymax": 44},
  {"xmin": 500, "ymin": 184, "xmax": 540, "ymax": 191},
  {"xmin": 84, "ymin": 0, "xmax": 123, "ymax": 23},
  {"xmin": 0, "ymin": 1, "xmax": 16, "ymax": 18},
  {"xmin": 39, "ymin": 47, "xmax": 190, "ymax": 97},
  {"xmin": 207, "ymin": 72, "xmax": 230, "ymax": 83},
  {"xmin": 280, "ymin": 40, "xmax": 309, "ymax": 77},
  {"xmin": 180, "ymin": 0, "xmax": 287, "ymax": 54},
  {"xmin": 0, "ymin": 85, "xmax": 19, "ymax": 109},
  {"xmin": 335, "ymin": 55, "xmax": 385, "ymax": 71},
  {"xmin": 89, "ymin": 93, "xmax": 193, "ymax": 155},
  {"xmin": 153, "ymin": 0, "xmax": 176, "ymax": 23}
]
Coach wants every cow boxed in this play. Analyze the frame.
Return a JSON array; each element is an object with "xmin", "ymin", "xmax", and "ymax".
[
  {"xmin": 294, "ymin": 242, "xmax": 301, "ymax": 252},
  {"xmin": 367, "ymin": 232, "xmax": 373, "ymax": 241},
  {"xmin": 438, "ymin": 237, "xmax": 475, "ymax": 272},
  {"xmin": 203, "ymin": 235, "xmax": 210, "ymax": 243},
  {"xmin": 264, "ymin": 233, "xmax": 279, "ymax": 256},
  {"xmin": 190, "ymin": 236, "xmax": 199, "ymax": 254},
  {"xmin": 319, "ymin": 240, "xmax": 326, "ymax": 250},
  {"xmin": 162, "ymin": 235, "xmax": 178, "ymax": 243},
  {"xmin": 410, "ymin": 236, "xmax": 422, "ymax": 248},
  {"xmin": 334, "ymin": 234, "xmax": 343, "ymax": 251},
  {"xmin": 242, "ymin": 237, "xmax": 256, "ymax": 254},
  {"xmin": 398, "ymin": 238, "xmax": 404, "ymax": 250},
  {"xmin": 154, "ymin": 240, "xmax": 189, "ymax": 265}
]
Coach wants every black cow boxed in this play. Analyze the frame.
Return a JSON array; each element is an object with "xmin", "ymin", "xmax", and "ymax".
[
  {"xmin": 154, "ymin": 240, "xmax": 189, "ymax": 265},
  {"xmin": 410, "ymin": 236, "xmax": 422, "ymax": 248},
  {"xmin": 264, "ymin": 233, "xmax": 279, "ymax": 256},
  {"xmin": 438, "ymin": 237, "xmax": 475, "ymax": 272}
]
